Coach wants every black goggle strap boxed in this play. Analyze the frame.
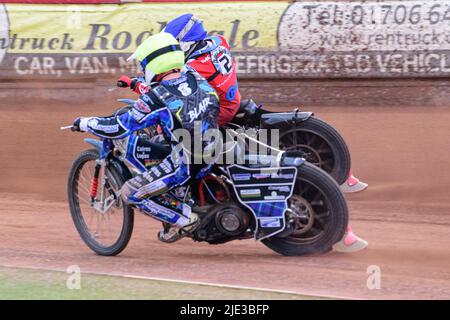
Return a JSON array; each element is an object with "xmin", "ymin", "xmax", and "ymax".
[{"xmin": 141, "ymin": 44, "xmax": 182, "ymax": 70}]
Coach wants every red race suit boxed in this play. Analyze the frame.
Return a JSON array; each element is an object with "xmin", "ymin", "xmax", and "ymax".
[{"xmin": 186, "ymin": 35, "xmax": 241, "ymax": 126}]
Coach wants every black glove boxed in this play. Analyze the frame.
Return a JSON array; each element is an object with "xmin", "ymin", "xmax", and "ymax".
[{"xmin": 72, "ymin": 118, "xmax": 81, "ymax": 132}]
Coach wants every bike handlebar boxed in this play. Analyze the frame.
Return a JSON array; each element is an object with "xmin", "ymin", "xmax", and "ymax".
[{"xmin": 60, "ymin": 125, "xmax": 80, "ymax": 132}]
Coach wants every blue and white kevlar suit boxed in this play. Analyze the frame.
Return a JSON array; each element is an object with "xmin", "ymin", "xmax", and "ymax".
[{"xmin": 79, "ymin": 70, "xmax": 220, "ymax": 227}]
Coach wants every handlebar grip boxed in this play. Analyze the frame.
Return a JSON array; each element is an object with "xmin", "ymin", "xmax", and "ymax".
[{"xmin": 117, "ymin": 80, "xmax": 129, "ymax": 88}]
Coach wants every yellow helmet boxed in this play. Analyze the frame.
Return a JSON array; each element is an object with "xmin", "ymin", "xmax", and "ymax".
[{"xmin": 130, "ymin": 32, "xmax": 185, "ymax": 83}]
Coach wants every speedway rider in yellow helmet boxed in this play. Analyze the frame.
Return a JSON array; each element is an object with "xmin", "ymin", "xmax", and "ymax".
[{"xmin": 72, "ymin": 32, "xmax": 220, "ymax": 243}]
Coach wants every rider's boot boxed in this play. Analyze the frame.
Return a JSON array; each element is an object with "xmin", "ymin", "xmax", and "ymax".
[
  {"xmin": 158, "ymin": 212, "xmax": 200, "ymax": 243},
  {"xmin": 339, "ymin": 169, "xmax": 368, "ymax": 193},
  {"xmin": 128, "ymin": 194, "xmax": 199, "ymax": 243},
  {"xmin": 333, "ymin": 225, "xmax": 368, "ymax": 253}
]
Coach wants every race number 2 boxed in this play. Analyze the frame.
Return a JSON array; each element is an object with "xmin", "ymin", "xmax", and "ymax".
[{"xmin": 218, "ymin": 53, "xmax": 233, "ymax": 74}]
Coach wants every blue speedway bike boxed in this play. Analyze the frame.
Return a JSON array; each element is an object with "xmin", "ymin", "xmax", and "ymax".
[{"xmin": 65, "ymin": 101, "xmax": 348, "ymax": 256}]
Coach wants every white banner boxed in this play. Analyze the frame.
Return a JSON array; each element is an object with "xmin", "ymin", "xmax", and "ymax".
[{"xmin": 279, "ymin": 1, "xmax": 450, "ymax": 52}]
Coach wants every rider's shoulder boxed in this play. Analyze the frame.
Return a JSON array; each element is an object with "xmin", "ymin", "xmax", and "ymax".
[
  {"xmin": 204, "ymin": 35, "xmax": 230, "ymax": 51},
  {"xmin": 183, "ymin": 67, "xmax": 205, "ymax": 82},
  {"xmin": 143, "ymin": 82, "xmax": 162, "ymax": 98},
  {"xmin": 212, "ymin": 34, "xmax": 230, "ymax": 48},
  {"xmin": 189, "ymin": 36, "xmax": 223, "ymax": 58},
  {"xmin": 142, "ymin": 82, "xmax": 170, "ymax": 107}
]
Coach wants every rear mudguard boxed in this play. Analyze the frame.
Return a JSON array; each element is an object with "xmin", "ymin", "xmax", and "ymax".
[
  {"xmin": 84, "ymin": 138, "xmax": 133, "ymax": 182},
  {"xmin": 260, "ymin": 110, "xmax": 313, "ymax": 129}
]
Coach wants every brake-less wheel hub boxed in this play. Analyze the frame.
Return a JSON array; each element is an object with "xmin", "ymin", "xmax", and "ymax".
[{"xmin": 288, "ymin": 195, "xmax": 315, "ymax": 235}]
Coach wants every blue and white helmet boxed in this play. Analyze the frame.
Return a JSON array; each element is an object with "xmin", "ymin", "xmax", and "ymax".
[{"xmin": 163, "ymin": 14, "xmax": 207, "ymax": 53}]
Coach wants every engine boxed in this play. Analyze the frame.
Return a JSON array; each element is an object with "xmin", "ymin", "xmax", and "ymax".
[
  {"xmin": 193, "ymin": 203, "xmax": 252, "ymax": 244},
  {"xmin": 215, "ymin": 205, "xmax": 250, "ymax": 236}
]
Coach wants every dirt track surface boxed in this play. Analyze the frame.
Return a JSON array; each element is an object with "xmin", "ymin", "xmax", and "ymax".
[
  {"xmin": 1, "ymin": 80, "xmax": 450, "ymax": 299},
  {"xmin": 1, "ymin": 195, "xmax": 450, "ymax": 299}
]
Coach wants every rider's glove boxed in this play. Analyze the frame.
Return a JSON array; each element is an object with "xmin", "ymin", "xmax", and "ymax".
[
  {"xmin": 117, "ymin": 75, "xmax": 140, "ymax": 90},
  {"xmin": 72, "ymin": 117, "xmax": 91, "ymax": 132},
  {"xmin": 117, "ymin": 75, "xmax": 132, "ymax": 88},
  {"xmin": 117, "ymin": 75, "xmax": 149, "ymax": 94},
  {"xmin": 72, "ymin": 118, "xmax": 81, "ymax": 132}
]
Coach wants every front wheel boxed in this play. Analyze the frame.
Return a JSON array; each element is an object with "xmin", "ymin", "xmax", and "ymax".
[
  {"xmin": 67, "ymin": 149, "xmax": 134, "ymax": 256},
  {"xmin": 262, "ymin": 162, "xmax": 348, "ymax": 256},
  {"xmin": 279, "ymin": 117, "xmax": 351, "ymax": 185}
]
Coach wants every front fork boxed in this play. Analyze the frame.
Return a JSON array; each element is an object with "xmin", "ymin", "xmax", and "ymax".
[
  {"xmin": 90, "ymin": 161, "xmax": 101, "ymax": 202},
  {"xmin": 90, "ymin": 159, "xmax": 120, "ymax": 213}
]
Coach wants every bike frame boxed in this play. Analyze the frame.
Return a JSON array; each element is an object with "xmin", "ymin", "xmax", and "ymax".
[{"xmin": 84, "ymin": 133, "xmax": 305, "ymax": 241}]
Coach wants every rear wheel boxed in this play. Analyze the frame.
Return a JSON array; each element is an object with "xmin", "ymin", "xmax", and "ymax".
[
  {"xmin": 262, "ymin": 162, "xmax": 348, "ymax": 256},
  {"xmin": 280, "ymin": 117, "xmax": 351, "ymax": 185},
  {"xmin": 67, "ymin": 149, "xmax": 134, "ymax": 256}
]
